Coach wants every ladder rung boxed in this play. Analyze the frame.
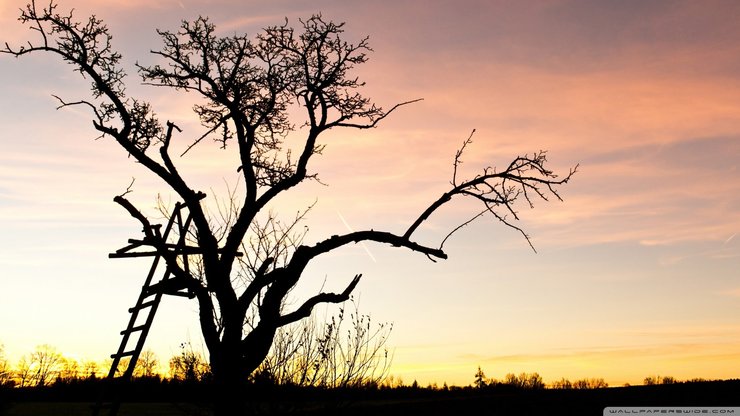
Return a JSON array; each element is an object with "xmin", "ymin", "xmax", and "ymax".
[
  {"xmin": 129, "ymin": 300, "xmax": 157, "ymax": 312},
  {"xmin": 148, "ymin": 279, "xmax": 187, "ymax": 292},
  {"xmin": 111, "ymin": 350, "xmax": 136, "ymax": 359},
  {"xmin": 120, "ymin": 324, "xmax": 147, "ymax": 335},
  {"xmin": 165, "ymin": 290, "xmax": 195, "ymax": 298}
]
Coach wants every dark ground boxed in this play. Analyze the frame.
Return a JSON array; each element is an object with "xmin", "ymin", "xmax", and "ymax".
[
  {"xmin": 307, "ymin": 381, "xmax": 740, "ymax": 416},
  {"xmin": 2, "ymin": 380, "xmax": 739, "ymax": 416}
]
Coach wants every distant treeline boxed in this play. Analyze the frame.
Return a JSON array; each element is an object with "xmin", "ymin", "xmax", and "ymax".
[
  {"xmin": 0, "ymin": 343, "xmax": 211, "ymax": 389},
  {"xmin": 470, "ymin": 366, "xmax": 728, "ymax": 391},
  {"xmin": 0, "ymin": 343, "xmax": 732, "ymax": 393},
  {"xmin": 2, "ymin": 353, "xmax": 740, "ymax": 416}
]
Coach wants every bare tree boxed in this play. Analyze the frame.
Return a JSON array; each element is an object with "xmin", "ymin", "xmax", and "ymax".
[
  {"xmin": 572, "ymin": 378, "xmax": 608, "ymax": 389},
  {"xmin": 504, "ymin": 372, "xmax": 545, "ymax": 390},
  {"xmin": 644, "ymin": 375, "xmax": 676, "ymax": 385},
  {"xmin": 258, "ymin": 298, "xmax": 392, "ymax": 388},
  {"xmin": 134, "ymin": 349, "xmax": 160, "ymax": 378},
  {"xmin": 15, "ymin": 356, "xmax": 33, "ymax": 388},
  {"xmin": 0, "ymin": 345, "xmax": 12, "ymax": 387},
  {"xmin": 2, "ymin": 2, "xmax": 576, "ymax": 413},
  {"xmin": 550, "ymin": 377, "xmax": 572, "ymax": 389},
  {"xmin": 168, "ymin": 342, "xmax": 210, "ymax": 382},
  {"xmin": 22, "ymin": 344, "xmax": 64, "ymax": 387},
  {"xmin": 474, "ymin": 366, "xmax": 487, "ymax": 389},
  {"xmin": 58, "ymin": 357, "xmax": 80, "ymax": 383},
  {"xmin": 81, "ymin": 359, "xmax": 100, "ymax": 380}
]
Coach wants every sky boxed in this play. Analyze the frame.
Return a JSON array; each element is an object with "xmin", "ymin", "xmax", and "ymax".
[{"xmin": 1, "ymin": 0, "xmax": 740, "ymax": 387}]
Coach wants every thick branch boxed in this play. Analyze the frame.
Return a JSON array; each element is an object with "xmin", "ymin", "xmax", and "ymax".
[
  {"xmin": 403, "ymin": 192, "xmax": 453, "ymax": 240},
  {"xmin": 302, "ymin": 230, "xmax": 447, "ymax": 263},
  {"xmin": 113, "ymin": 195, "xmax": 157, "ymax": 240},
  {"xmin": 160, "ymin": 121, "xmax": 183, "ymax": 175},
  {"xmin": 276, "ymin": 274, "xmax": 361, "ymax": 327}
]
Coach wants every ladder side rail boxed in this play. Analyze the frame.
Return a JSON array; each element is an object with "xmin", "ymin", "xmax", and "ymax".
[
  {"xmin": 95, "ymin": 199, "xmax": 199, "ymax": 416},
  {"xmin": 112, "ymin": 217, "xmax": 184, "ymax": 378},
  {"xmin": 120, "ymin": 273, "xmax": 170, "ymax": 379},
  {"xmin": 105, "ymin": 252, "xmax": 162, "ymax": 381},
  {"xmin": 176, "ymin": 211, "xmax": 195, "ymax": 277},
  {"xmin": 137, "ymin": 253, "xmax": 164, "ymax": 302},
  {"xmin": 109, "ymin": 201, "xmax": 181, "ymax": 371},
  {"xmin": 118, "ymin": 205, "xmax": 193, "ymax": 380},
  {"xmin": 158, "ymin": 202, "xmax": 182, "ymax": 244},
  {"xmin": 95, "ymin": 267, "xmax": 169, "ymax": 416}
]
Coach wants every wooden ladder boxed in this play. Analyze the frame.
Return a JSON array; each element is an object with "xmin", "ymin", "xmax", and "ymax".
[{"xmin": 92, "ymin": 202, "xmax": 195, "ymax": 416}]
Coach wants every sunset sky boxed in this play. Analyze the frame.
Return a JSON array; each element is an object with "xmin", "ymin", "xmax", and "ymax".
[{"xmin": 1, "ymin": 0, "xmax": 740, "ymax": 387}]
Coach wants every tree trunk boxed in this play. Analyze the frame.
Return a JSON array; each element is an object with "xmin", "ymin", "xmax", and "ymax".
[
  {"xmin": 208, "ymin": 324, "xmax": 277, "ymax": 416},
  {"xmin": 210, "ymin": 343, "xmax": 249, "ymax": 416}
]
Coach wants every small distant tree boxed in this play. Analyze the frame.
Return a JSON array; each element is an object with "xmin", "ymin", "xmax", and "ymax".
[
  {"xmin": 3, "ymin": 2, "xmax": 576, "ymax": 412},
  {"xmin": 644, "ymin": 375, "xmax": 675, "ymax": 386},
  {"xmin": 57, "ymin": 357, "xmax": 80, "ymax": 383},
  {"xmin": 504, "ymin": 372, "xmax": 544, "ymax": 389},
  {"xmin": 15, "ymin": 356, "xmax": 33, "ymax": 387},
  {"xmin": 572, "ymin": 378, "xmax": 608, "ymax": 389},
  {"xmin": 15, "ymin": 345, "xmax": 65, "ymax": 387},
  {"xmin": 504, "ymin": 373, "xmax": 518, "ymax": 387},
  {"xmin": 661, "ymin": 376, "xmax": 676, "ymax": 385},
  {"xmin": 572, "ymin": 378, "xmax": 588, "ymax": 389},
  {"xmin": 382, "ymin": 375, "xmax": 405, "ymax": 389},
  {"xmin": 0, "ymin": 345, "xmax": 12, "ymax": 387},
  {"xmin": 169, "ymin": 342, "xmax": 211, "ymax": 382},
  {"xmin": 551, "ymin": 377, "xmax": 572, "ymax": 389},
  {"xmin": 686, "ymin": 377, "xmax": 709, "ymax": 383},
  {"xmin": 134, "ymin": 349, "xmax": 161, "ymax": 378},
  {"xmin": 81, "ymin": 360, "xmax": 100, "ymax": 379},
  {"xmin": 526, "ymin": 373, "xmax": 545, "ymax": 389},
  {"xmin": 474, "ymin": 366, "xmax": 487, "ymax": 389}
]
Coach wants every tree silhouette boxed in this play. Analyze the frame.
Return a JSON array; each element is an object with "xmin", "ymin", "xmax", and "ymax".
[
  {"xmin": 57, "ymin": 357, "xmax": 80, "ymax": 383},
  {"xmin": 3, "ymin": 2, "xmax": 576, "ymax": 413},
  {"xmin": 0, "ymin": 345, "xmax": 12, "ymax": 387},
  {"xmin": 474, "ymin": 366, "xmax": 487, "ymax": 389},
  {"xmin": 572, "ymin": 378, "xmax": 608, "ymax": 389},
  {"xmin": 504, "ymin": 372, "xmax": 545, "ymax": 390},
  {"xmin": 134, "ymin": 349, "xmax": 160, "ymax": 379},
  {"xmin": 168, "ymin": 343, "xmax": 210, "ymax": 382},
  {"xmin": 22, "ymin": 344, "xmax": 64, "ymax": 387},
  {"xmin": 258, "ymin": 298, "xmax": 393, "ymax": 388}
]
